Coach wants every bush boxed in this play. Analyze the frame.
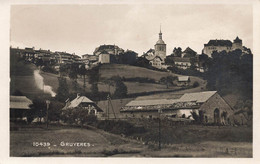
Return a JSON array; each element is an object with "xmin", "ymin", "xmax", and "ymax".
[
  {"xmin": 96, "ymin": 120, "xmax": 146, "ymax": 136},
  {"xmin": 61, "ymin": 107, "xmax": 98, "ymax": 126},
  {"xmin": 192, "ymin": 81, "xmax": 199, "ymax": 88},
  {"xmin": 42, "ymin": 65, "xmax": 58, "ymax": 74},
  {"xmin": 121, "ymin": 77, "xmax": 156, "ymax": 83}
]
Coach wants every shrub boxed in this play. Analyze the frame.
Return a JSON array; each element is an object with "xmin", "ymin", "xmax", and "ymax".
[
  {"xmin": 96, "ymin": 120, "xmax": 146, "ymax": 136},
  {"xmin": 42, "ymin": 65, "xmax": 58, "ymax": 74},
  {"xmin": 192, "ymin": 81, "xmax": 199, "ymax": 88}
]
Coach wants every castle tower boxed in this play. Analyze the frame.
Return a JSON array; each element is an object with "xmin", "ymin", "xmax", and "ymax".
[
  {"xmin": 154, "ymin": 26, "xmax": 166, "ymax": 62},
  {"xmin": 232, "ymin": 36, "xmax": 243, "ymax": 51}
]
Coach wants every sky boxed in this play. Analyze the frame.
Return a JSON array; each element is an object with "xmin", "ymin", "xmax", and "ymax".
[{"xmin": 10, "ymin": 4, "xmax": 253, "ymax": 56}]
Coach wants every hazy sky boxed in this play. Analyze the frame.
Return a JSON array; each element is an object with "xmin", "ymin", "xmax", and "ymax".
[{"xmin": 10, "ymin": 4, "xmax": 253, "ymax": 56}]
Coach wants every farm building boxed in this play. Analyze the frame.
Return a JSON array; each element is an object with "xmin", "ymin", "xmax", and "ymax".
[
  {"xmin": 121, "ymin": 91, "xmax": 234, "ymax": 124},
  {"xmin": 177, "ymin": 76, "xmax": 190, "ymax": 86},
  {"xmin": 62, "ymin": 94, "xmax": 103, "ymax": 117},
  {"xmin": 10, "ymin": 96, "xmax": 32, "ymax": 121}
]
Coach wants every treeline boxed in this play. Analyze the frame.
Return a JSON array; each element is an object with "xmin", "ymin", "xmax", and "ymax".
[{"xmin": 205, "ymin": 49, "xmax": 253, "ymax": 99}]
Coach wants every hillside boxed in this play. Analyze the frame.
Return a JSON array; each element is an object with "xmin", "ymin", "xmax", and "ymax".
[
  {"xmin": 41, "ymin": 64, "xmax": 206, "ymax": 96},
  {"xmin": 10, "ymin": 54, "xmax": 50, "ymax": 99}
]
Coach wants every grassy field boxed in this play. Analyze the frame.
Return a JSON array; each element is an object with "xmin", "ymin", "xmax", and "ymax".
[
  {"xmin": 40, "ymin": 64, "xmax": 206, "ymax": 98},
  {"xmin": 10, "ymin": 124, "xmax": 252, "ymax": 157}
]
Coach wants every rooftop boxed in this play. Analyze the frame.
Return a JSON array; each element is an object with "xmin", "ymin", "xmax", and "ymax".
[
  {"xmin": 179, "ymin": 91, "xmax": 217, "ymax": 103},
  {"xmin": 205, "ymin": 40, "xmax": 232, "ymax": 47},
  {"xmin": 121, "ymin": 91, "xmax": 217, "ymax": 112},
  {"xmin": 178, "ymin": 76, "xmax": 190, "ymax": 82},
  {"xmin": 10, "ymin": 96, "xmax": 32, "ymax": 110},
  {"xmin": 64, "ymin": 95, "xmax": 103, "ymax": 112}
]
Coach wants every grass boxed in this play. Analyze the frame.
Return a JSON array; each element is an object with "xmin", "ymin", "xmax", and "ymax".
[
  {"xmin": 40, "ymin": 64, "xmax": 206, "ymax": 101},
  {"xmin": 10, "ymin": 123, "xmax": 252, "ymax": 157},
  {"xmin": 127, "ymin": 119, "xmax": 252, "ymax": 145}
]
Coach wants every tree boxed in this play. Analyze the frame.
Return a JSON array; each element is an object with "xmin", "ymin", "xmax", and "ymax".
[
  {"xmin": 12, "ymin": 90, "xmax": 24, "ymax": 96},
  {"xmin": 27, "ymin": 98, "xmax": 47, "ymax": 123},
  {"xmin": 78, "ymin": 64, "xmax": 88, "ymax": 92},
  {"xmin": 159, "ymin": 76, "xmax": 177, "ymax": 88},
  {"xmin": 56, "ymin": 77, "xmax": 69, "ymax": 102},
  {"xmin": 61, "ymin": 107, "xmax": 97, "ymax": 128},
  {"xmin": 135, "ymin": 56, "xmax": 150, "ymax": 67},
  {"xmin": 171, "ymin": 47, "xmax": 182, "ymax": 57},
  {"xmin": 192, "ymin": 81, "xmax": 199, "ymax": 88},
  {"xmin": 165, "ymin": 56, "xmax": 175, "ymax": 66},
  {"xmin": 110, "ymin": 76, "xmax": 128, "ymax": 98},
  {"xmin": 205, "ymin": 49, "xmax": 253, "ymax": 100},
  {"xmin": 86, "ymin": 65, "xmax": 101, "ymax": 100},
  {"xmin": 48, "ymin": 100, "xmax": 64, "ymax": 121}
]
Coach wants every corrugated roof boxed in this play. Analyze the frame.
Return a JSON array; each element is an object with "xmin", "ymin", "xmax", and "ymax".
[
  {"xmin": 179, "ymin": 91, "xmax": 217, "ymax": 103},
  {"xmin": 125, "ymin": 99, "xmax": 181, "ymax": 106},
  {"xmin": 178, "ymin": 76, "xmax": 190, "ymax": 82},
  {"xmin": 10, "ymin": 96, "xmax": 32, "ymax": 110}
]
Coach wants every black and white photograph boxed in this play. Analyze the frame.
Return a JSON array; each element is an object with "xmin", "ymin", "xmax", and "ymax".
[{"xmin": 2, "ymin": 0, "xmax": 260, "ymax": 161}]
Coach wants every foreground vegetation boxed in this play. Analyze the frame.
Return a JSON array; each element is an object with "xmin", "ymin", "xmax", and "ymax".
[{"xmin": 10, "ymin": 122, "xmax": 252, "ymax": 157}]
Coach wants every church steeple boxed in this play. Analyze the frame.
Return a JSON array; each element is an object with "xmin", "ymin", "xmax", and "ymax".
[{"xmin": 159, "ymin": 25, "xmax": 162, "ymax": 40}]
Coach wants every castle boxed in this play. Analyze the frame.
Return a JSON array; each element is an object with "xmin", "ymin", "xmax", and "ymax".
[{"xmin": 202, "ymin": 37, "xmax": 243, "ymax": 57}]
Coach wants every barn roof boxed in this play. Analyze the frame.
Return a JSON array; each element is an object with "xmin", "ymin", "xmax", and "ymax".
[
  {"xmin": 178, "ymin": 76, "xmax": 190, "ymax": 82},
  {"xmin": 179, "ymin": 91, "xmax": 217, "ymax": 103},
  {"xmin": 121, "ymin": 91, "xmax": 218, "ymax": 112},
  {"xmin": 64, "ymin": 96, "xmax": 103, "ymax": 112},
  {"xmin": 125, "ymin": 99, "xmax": 179, "ymax": 107},
  {"xmin": 67, "ymin": 96, "xmax": 94, "ymax": 108},
  {"xmin": 10, "ymin": 96, "xmax": 32, "ymax": 110}
]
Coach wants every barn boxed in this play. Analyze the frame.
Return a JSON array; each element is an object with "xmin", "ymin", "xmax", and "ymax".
[
  {"xmin": 10, "ymin": 96, "xmax": 32, "ymax": 121},
  {"xmin": 120, "ymin": 91, "xmax": 234, "ymax": 124},
  {"xmin": 62, "ymin": 94, "xmax": 103, "ymax": 117},
  {"xmin": 177, "ymin": 76, "xmax": 190, "ymax": 86}
]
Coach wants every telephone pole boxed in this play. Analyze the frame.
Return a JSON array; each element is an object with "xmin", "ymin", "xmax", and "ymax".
[{"xmin": 158, "ymin": 109, "xmax": 162, "ymax": 150}]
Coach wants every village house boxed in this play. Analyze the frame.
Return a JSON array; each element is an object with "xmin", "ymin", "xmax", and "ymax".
[
  {"xmin": 98, "ymin": 50, "xmax": 111, "ymax": 64},
  {"xmin": 10, "ymin": 96, "xmax": 32, "ymax": 121},
  {"xmin": 82, "ymin": 54, "xmax": 99, "ymax": 64},
  {"xmin": 177, "ymin": 76, "xmax": 190, "ymax": 86},
  {"xmin": 173, "ymin": 57, "xmax": 192, "ymax": 69},
  {"xmin": 143, "ymin": 49, "xmax": 163, "ymax": 69},
  {"xmin": 62, "ymin": 94, "xmax": 103, "ymax": 117},
  {"xmin": 181, "ymin": 47, "xmax": 197, "ymax": 58},
  {"xmin": 93, "ymin": 44, "xmax": 124, "ymax": 56},
  {"xmin": 24, "ymin": 47, "xmax": 36, "ymax": 62},
  {"xmin": 121, "ymin": 91, "xmax": 234, "ymax": 124}
]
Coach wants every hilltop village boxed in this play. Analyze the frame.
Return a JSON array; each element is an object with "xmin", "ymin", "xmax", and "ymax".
[
  {"xmin": 11, "ymin": 29, "xmax": 250, "ymax": 72},
  {"xmin": 10, "ymin": 28, "xmax": 253, "ymax": 157},
  {"xmin": 10, "ymin": 28, "xmax": 252, "ymax": 124}
]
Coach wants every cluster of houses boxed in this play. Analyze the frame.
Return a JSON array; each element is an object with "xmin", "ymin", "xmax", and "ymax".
[
  {"xmin": 10, "ymin": 30, "xmax": 248, "ymax": 73},
  {"xmin": 10, "ymin": 90, "xmax": 235, "ymax": 125},
  {"xmin": 10, "ymin": 47, "xmax": 82, "ymax": 65},
  {"xmin": 141, "ymin": 29, "xmax": 247, "ymax": 72}
]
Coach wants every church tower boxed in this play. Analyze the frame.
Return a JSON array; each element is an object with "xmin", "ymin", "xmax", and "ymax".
[{"xmin": 154, "ymin": 26, "xmax": 166, "ymax": 62}]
